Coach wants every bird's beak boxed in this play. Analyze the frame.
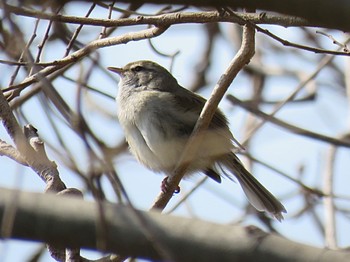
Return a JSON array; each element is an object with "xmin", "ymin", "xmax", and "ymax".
[{"xmin": 107, "ymin": 66, "xmax": 124, "ymax": 76}]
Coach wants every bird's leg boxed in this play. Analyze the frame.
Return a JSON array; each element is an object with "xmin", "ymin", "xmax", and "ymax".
[{"xmin": 161, "ymin": 176, "xmax": 180, "ymax": 194}]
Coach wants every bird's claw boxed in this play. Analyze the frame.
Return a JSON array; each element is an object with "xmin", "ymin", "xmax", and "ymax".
[{"xmin": 161, "ymin": 177, "xmax": 180, "ymax": 194}]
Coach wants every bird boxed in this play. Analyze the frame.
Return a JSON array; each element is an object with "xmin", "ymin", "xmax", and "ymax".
[{"xmin": 108, "ymin": 60, "xmax": 286, "ymax": 220}]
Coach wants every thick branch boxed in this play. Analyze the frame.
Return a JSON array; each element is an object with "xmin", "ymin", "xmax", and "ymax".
[
  {"xmin": 72, "ymin": 0, "xmax": 350, "ymax": 31},
  {"xmin": 4, "ymin": 1, "xmax": 350, "ymax": 31},
  {"xmin": 0, "ymin": 188, "xmax": 349, "ymax": 262},
  {"xmin": 1, "ymin": 4, "xmax": 312, "ymax": 28}
]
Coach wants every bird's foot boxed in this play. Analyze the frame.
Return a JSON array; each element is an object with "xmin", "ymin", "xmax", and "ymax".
[{"xmin": 161, "ymin": 177, "xmax": 180, "ymax": 194}]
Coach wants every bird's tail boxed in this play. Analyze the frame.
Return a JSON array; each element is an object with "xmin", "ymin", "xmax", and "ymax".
[{"xmin": 219, "ymin": 153, "xmax": 286, "ymax": 221}]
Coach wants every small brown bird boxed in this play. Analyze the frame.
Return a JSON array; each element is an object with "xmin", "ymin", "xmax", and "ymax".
[{"xmin": 108, "ymin": 60, "xmax": 286, "ymax": 220}]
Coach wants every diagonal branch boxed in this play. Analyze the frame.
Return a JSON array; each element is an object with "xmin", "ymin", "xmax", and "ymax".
[
  {"xmin": 226, "ymin": 95, "xmax": 350, "ymax": 148},
  {"xmin": 151, "ymin": 22, "xmax": 255, "ymax": 210},
  {"xmin": 3, "ymin": 25, "xmax": 169, "ymax": 97}
]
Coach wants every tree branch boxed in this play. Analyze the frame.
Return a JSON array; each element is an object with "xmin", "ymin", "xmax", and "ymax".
[
  {"xmin": 151, "ymin": 22, "xmax": 255, "ymax": 210},
  {"xmin": 3, "ymin": 25, "xmax": 168, "ymax": 96},
  {"xmin": 0, "ymin": 3, "xmax": 313, "ymax": 28},
  {"xmin": 226, "ymin": 95, "xmax": 350, "ymax": 148},
  {"xmin": 68, "ymin": 0, "xmax": 350, "ymax": 31},
  {"xmin": 0, "ymin": 187, "xmax": 349, "ymax": 262}
]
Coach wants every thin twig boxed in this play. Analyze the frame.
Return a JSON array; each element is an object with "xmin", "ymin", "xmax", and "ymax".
[
  {"xmin": 34, "ymin": 7, "xmax": 60, "ymax": 64},
  {"xmin": 7, "ymin": 17, "xmax": 36, "ymax": 86},
  {"xmin": 317, "ymin": 31, "xmax": 349, "ymax": 52},
  {"xmin": 65, "ymin": 3, "xmax": 96, "ymax": 56},
  {"xmin": 239, "ymin": 37, "xmax": 350, "ymax": 146},
  {"xmin": 3, "ymin": 26, "xmax": 169, "ymax": 97},
  {"xmin": 99, "ymin": 1, "xmax": 115, "ymax": 39},
  {"xmin": 227, "ymin": 95, "xmax": 350, "ymax": 148},
  {"xmin": 323, "ymin": 143, "xmax": 338, "ymax": 249}
]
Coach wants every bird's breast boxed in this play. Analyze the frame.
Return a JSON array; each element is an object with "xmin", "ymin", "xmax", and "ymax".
[{"xmin": 116, "ymin": 90, "xmax": 181, "ymax": 172}]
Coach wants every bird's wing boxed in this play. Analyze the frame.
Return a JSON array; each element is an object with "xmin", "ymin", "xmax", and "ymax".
[
  {"xmin": 172, "ymin": 87, "xmax": 230, "ymax": 131},
  {"xmin": 174, "ymin": 88, "xmax": 246, "ymax": 150},
  {"xmin": 133, "ymin": 89, "xmax": 234, "ymax": 172},
  {"xmin": 133, "ymin": 91, "xmax": 194, "ymax": 171}
]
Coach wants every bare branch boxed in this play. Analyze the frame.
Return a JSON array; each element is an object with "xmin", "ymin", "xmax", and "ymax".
[
  {"xmin": 62, "ymin": 0, "xmax": 350, "ymax": 31},
  {"xmin": 227, "ymin": 95, "xmax": 350, "ymax": 148},
  {"xmin": 1, "ymin": 4, "xmax": 314, "ymax": 28},
  {"xmin": 0, "ymin": 140, "xmax": 27, "ymax": 165},
  {"xmin": 3, "ymin": 26, "xmax": 168, "ymax": 97},
  {"xmin": 323, "ymin": 143, "xmax": 338, "ymax": 249},
  {"xmin": 0, "ymin": 187, "xmax": 349, "ymax": 262},
  {"xmin": 151, "ymin": 23, "xmax": 255, "ymax": 210}
]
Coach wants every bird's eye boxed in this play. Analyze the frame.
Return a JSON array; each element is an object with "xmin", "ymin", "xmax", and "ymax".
[{"xmin": 133, "ymin": 66, "xmax": 143, "ymax": 72}]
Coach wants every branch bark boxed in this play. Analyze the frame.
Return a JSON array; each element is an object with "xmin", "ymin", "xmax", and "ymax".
[
  {"xmin": 4, "ymin": 1, "xmax": 350, "ymax": 31},
  {"xmin": 0, "ymin": 4, "xmax": 313, "ymax": 28},
  {"xmin": 150, "ymin": 22, "xmax": 255, "ymax": 210},
  {"xmin": 66, "ymin": 0, "xmax": 350, "ymax": 31},
  {"xmin": 0, "ymin": 187, "xmax": 349, "ymax": 262}
]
